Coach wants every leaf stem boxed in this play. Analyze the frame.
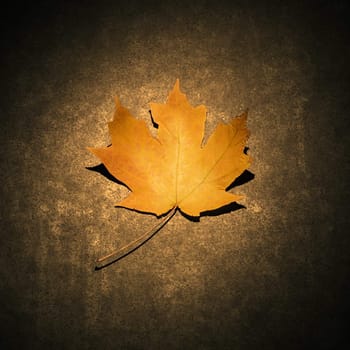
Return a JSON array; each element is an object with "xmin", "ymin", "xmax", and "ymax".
[{"xmin": 95, "ymin": 207, "xmax": 177, "ymax": 270}]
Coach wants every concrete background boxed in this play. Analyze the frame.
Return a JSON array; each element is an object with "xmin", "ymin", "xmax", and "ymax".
[{"xmin": 1, "ymin": 0, "xmax": 349, "ymax": 349}]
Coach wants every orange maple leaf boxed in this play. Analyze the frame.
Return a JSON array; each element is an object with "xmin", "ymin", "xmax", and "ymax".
[
  {"xmin": 88, "ymin": 80, "xmax": 252, "ymax": 268},
  {"xmin": 89, "ymin": 80, "xmax": 251, "ymax": 217}
]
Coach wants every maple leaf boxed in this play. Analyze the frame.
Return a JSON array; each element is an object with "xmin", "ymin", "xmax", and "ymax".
[
  {"xmin": 88, "ymin": 80, "xmax": 252, "ymax": 218},
  {"xmin": 88, "ymin": 80, "xmax": 252, "ymax": 268}
]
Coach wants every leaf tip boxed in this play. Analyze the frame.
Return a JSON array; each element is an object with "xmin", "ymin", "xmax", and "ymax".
[
  {"xmin": 167, "ymin": 78, "xmax": 188, "ymax": 105},
  {"xmin": 240, "ymin": 109, "xmax": 248, "ymax": 120},
  {"xmin": 114, "ymin": 96, "xmax": 121, "ymax": 108}
]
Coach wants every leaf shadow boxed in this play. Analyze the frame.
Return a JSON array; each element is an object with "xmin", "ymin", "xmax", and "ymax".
[
  {"xmin": 86, "ymin": 163, "xmax": 125, "ymax": 186},
  {"xmin": 226, "ymin": 168, "xmax": 255, "ymax": 191},
  {"xmin": 149, "ymin": 109, "xmax": 158, "ymax": 128}
]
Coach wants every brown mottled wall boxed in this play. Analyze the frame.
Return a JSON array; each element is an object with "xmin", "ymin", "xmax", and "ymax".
[{"xmin": 1, "ymin": 1, "xmax": 349, "ymax": 349}]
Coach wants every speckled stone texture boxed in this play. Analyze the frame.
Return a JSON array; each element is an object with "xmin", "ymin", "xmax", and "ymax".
[{"xmin": 1, "ymin": 1, "xmax": 349, "ymax": 349}]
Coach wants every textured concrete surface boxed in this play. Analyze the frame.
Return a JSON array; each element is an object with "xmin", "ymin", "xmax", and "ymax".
[{"xmin": 1, "ymin": 1, "xmax": 349, "ymax": 349}]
